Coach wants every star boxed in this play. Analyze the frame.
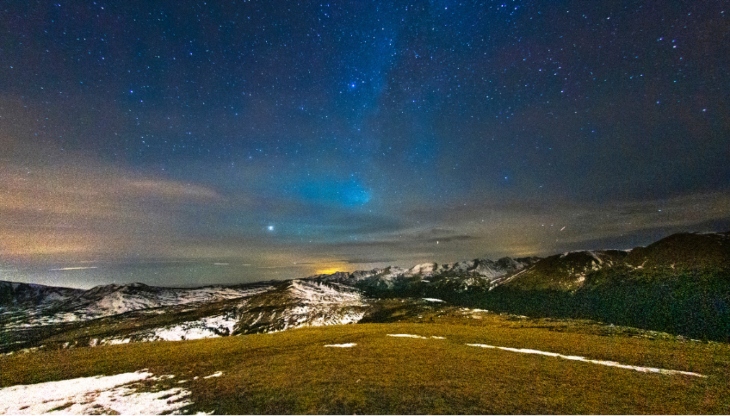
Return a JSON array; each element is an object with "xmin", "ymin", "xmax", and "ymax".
[{"xmin": 1, "ymin": 0, "xmax": 726, "ymax": 287}]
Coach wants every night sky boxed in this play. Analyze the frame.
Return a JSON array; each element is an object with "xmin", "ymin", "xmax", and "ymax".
[{"xmin": 1, "ymin": 1, "xmax": 729, "ymax": 288}]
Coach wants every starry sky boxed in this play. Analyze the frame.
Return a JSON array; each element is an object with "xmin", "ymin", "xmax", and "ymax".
[{"xmin": 1, "ymin": 1, "xmax": 729, "ymax": 288}]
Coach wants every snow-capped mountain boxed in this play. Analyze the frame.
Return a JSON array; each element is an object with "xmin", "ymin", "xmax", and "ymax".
[
  {"xmin": 0, "ymin": 278, "xmax": 373, "ymax": 352},
  {"xmin": 234, "ymin": 279, "xmax": 369, "ymax": 334},
  {"xmin": 310, "ymin": 256, "xmax": 539, "ymax": 293},
  {"xmin": 73, "ymin": 280, "xmax": 371, "ymax": 347},
  {"xmin": 0, "ymin": 255, "xmax": 548, "ymax": 353},
  {"xmin": 57, "ymin": 282, "xmax": 273, "ymax": 321},
  {"xmin": 0, "ymin": 281, "xmax": 274, "ymax": 329}
]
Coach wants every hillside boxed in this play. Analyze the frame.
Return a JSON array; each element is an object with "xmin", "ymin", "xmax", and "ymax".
[
  {"xmin": 2, "ymin": 314, "xmax": 730, "ymax": 414},
  {"xmin": 0, "ymin": 281, "xmax": 84, "ymax": 309},
  {"xmin": 500, "ymin": 250, "xmax": 628, "ymax": 291},
  {"xmin": 625, "ymin": 232, "xmax": 730, "ymax": 269},
  {"xmin": 482, "ymin": 232, "xmax": 730, "ymax": 340}
]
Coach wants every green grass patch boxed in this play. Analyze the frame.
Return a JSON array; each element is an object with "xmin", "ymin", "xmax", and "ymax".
[{"xmin": 2, "ymin": 316, "xmax": 730, "ymax": 414}]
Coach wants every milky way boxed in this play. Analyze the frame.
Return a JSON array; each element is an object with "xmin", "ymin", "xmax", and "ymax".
[{"xmin": 1, "ymin": 1, "xmax": 728, "ymax": 287}]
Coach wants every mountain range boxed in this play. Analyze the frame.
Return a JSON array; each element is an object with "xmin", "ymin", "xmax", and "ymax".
[{"xmin": 2, "ymin": 231, "xmax": 729, "ymax": 353}]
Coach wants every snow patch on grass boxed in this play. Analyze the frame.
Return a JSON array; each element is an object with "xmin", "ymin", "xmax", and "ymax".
[
  {"xmin": 324, "ymin": 343, "xmax": 357, "ymax": 348},
  {"xmin": 0, "ymin": 370, "xmax": 191, "ymax": 414},
  {"xmin": 466, "ymin": 344, "xmax": 706, "ymax": 377},
  {"xmin": 388, "ymin": 334, "xmax": 428, "ymax": 339},
  {"xmin": 386, "ymin": 334, "xmax": 446, "ymax": 339},
  {"xmin": 203, "ymin": 371, "xmax": 223, "ymax": 379},
  {"xmin": 387, "ymin": 334, "xmax": 445, "ymax": 339},
  {"xmin": 422, "ymin": 298, "xmax": 445, "ymax": 303}
]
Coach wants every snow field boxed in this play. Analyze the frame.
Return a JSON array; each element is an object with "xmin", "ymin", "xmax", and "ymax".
[
  {"xmin": 289, "ymin": 280, "xmax": 364, "ymax": 305},
  {"xmin": 100, "ymin": 313, "xmax": 239, "ymax": 345},
  {"xmin": 0, "ymin": 370, "xmax": 192, "ymax": 415}
]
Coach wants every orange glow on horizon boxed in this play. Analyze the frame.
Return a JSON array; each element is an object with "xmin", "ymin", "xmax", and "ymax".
[{"xmin": 314, "ymin": 266, "xmax": 347, "ymax": 275}]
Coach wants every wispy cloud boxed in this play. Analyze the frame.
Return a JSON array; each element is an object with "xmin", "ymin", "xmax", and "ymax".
[
  {"xmin": 0, "ymin": 159, "xmax": 225, "ymax": 259},
  {"xmin": 49, "ymin": 266, "xmax": 99, "ymax": 271}
]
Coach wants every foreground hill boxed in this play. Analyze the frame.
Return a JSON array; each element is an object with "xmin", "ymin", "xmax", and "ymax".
[{"xmin": 2, "ymin": 313, "xmax": 729, "ymax": 414}]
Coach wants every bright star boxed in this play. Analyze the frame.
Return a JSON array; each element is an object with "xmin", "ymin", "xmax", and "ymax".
[{"xmin": 267, "ymin": 225, "xmax": 274, "ymax": 231}]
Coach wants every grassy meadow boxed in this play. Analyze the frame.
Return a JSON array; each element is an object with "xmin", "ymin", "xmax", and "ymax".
[{"xmin": 2, "ymin": 310, "xmax": 730, "ymax": 414}]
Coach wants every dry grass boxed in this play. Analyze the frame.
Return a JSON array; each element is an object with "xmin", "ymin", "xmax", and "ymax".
[{"xmin": 2, "ymin": 313, "xmax": 730, "ymax": 414}]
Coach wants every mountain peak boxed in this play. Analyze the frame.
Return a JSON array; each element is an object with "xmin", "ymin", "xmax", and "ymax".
[
  {"xmin": 626, "ymin": 231, "xmax": 730, "ymax": 270},
  {"xmin": 406, "ymin": 262, "xmax": 438, "ymax": 276}
]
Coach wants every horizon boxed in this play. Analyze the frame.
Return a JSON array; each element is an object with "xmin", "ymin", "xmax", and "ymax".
[
  {"xmin": 1, "ymin": 1, "xmax": 728, "ymax": 289},
  {"xmin": 3, "ymin": 229, "xmax": 727, "ymax": 290}
]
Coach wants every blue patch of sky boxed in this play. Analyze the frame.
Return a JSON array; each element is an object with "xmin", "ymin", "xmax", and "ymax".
[{"xmin": 295, "ymin": 177, "xmax": 372, "ymax": 207}]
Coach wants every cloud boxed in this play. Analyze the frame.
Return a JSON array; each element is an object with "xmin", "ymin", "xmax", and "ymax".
[
  {"xmin": 0, "ymin": 163, "xmax": 221, "ymax": 213},
  {"xmin": 342, "ymin": 257, "xmax": 398, "ymax": 264},
  {"xmin": 313, "ymin": 190, "xmax": 730, "ymax": 262},
  {"xmin": 0, "ymin": 159, "xmax": 224, "ymax": 259},
  {"xmin": 120, "ymin": 179, "xmax": 222, "ymax": 201},
  {"xmin": 424, "ymin": 235, "xmax": 478, "ymax": 243}
]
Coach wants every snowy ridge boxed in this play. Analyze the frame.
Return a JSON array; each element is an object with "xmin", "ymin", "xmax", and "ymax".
[
  {"xmin": 235, "ymin": 279, "xmax": 368, "ymax": 334},
  {"xmin": 289, "ymin": 280, "xmax": 363, "ymax": 304},
  {"xmin": 406, "ymin": 262, "xmax": 438, "ymax": 276},
  {"xmin": 271, "ymin": 280, "xmax": 367, "ymax": 329},
  {"xmin": 4, "ymin": 283, "xmax": 274, "ymax": 328},
  {"xmin": 79, "ymin": 284, "xmax": 273, "ymax": 318},
  {"xmin": 310, "ymin": 256, "xmax": 539, "ymax": 293},
  {"xmin": 92, "ymin": 280, "xmax": 366, "ymax": 345},
  {"xmin": 2, "ymin": 279, "xmax": 375, "ymax": 351}
]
